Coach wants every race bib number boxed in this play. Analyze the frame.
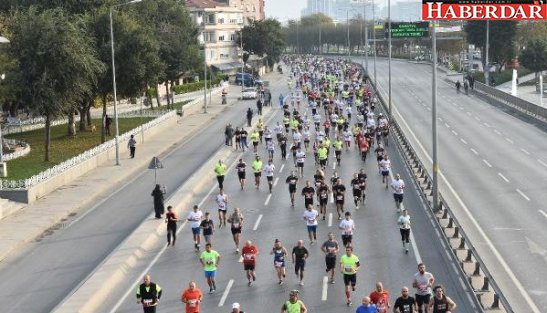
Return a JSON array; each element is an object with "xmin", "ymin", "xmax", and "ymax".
[{"xmin": 275, "ymin": 261, "xmax": 284, "ymax": 267}]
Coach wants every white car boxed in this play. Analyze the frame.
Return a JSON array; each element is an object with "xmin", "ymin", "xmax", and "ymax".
[{"xmin": 242, "ymin": 88, "xmax": 257, "ymax": 100}]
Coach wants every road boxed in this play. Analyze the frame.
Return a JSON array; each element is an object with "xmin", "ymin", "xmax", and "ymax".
[
  {"xmin": 102, "ymin": 78, "xmax": 478, "ymax": 311},
  {"xmin": 363, "ymin": 57, "xmax": 547, "ymax": 312}
]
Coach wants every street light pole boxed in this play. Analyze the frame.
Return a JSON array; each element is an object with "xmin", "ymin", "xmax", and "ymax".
[
  {"xmin": 204, "ymin": 45, "xmax": 208, "ymax": 114},
  {"xmin": 388, "ymin": 0, "xmax": 392, "ymax": 118},
  {"xmin": 485, "ymin": 20, "xmax": 490, "ymax": 85},
  {"xmin": 372, "ymin": 0, "xmax": 377, "ymax": 85},
  {"xmin": 109, "ymin": 0, "xmax": 142, "ymax": 166},
  {"xmin": 432, "ymin": 21, "xmax": 439, "ymax": 211},
  {"xmin": 364, "ymin": 1, "xmax": 368, "ymax": 74},
  {"xmin": 241, "ymin": 30, "xmax": 244, "ymax": 95},
  {"xmin": 346, "ymin": 10, "xmax": 350, "ymax": 59}
]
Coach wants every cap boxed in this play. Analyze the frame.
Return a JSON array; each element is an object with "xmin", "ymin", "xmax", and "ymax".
[
  {"xmin": 232, "ymin": 302, "xmax": 240, "ymax": 309},
  {"xmin": 290, "ymin": 289, "xmax": 300, "ymax": 296}
]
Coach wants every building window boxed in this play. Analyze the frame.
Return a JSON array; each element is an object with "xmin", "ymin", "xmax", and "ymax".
[
  {"xmin": 218, "ymin": 35, "xmax": 225, "ymax": 41},
  {"xmin": 206, "ymin": 14, "xmax": 215, "ymax": 24},
  {"xmin": 230, "ymin": 34, "xmax": 236, "ymax": 41},
  {"xmin": 203, "ymin": 32, "xmax": 215, "ymax": 42},
  {"xmin": 218, "ymin": 17, "xmax": 224, "ymax": 24}
]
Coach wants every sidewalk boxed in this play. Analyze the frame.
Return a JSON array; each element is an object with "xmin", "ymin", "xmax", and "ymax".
[
  {"xmin": 0, "ymin": 80, "xmax": 241, "ymax": 262},
  {"xmin": 495, "ymin": 72, "xmax": 546, "ymax": 107}
]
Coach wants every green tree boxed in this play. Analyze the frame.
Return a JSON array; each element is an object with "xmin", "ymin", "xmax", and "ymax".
[
  {"xmin": 464, "ymin": 21, "xmax": 517, "ymax": 71},
  {"xmin": 7, "ymin": 7, "xmax": 104, "ymax": 161},
  {"xmin": 242, "ymin": 18, "xmax": 286, "ymax": 68},
  {"xmin": 520, "ymin": 40, "xmax": 547, "ymax": 76}
]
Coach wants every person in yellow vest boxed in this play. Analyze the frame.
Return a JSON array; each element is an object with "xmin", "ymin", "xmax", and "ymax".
[
  {"xmin": 136, "ymin": 274, "xmax": 162, "ymax": 313},
  {"xmin": 283, "ymin": 116, "xmax": 291, "ymax": 133},
  {"xmin": 281, "ymin": 289, "xmax": 308, "ymax": 313},
  {"xmin": 318, "ymin": 144, "xmax": 328, "ymax": 170},
  {"xmin": 257, "ymin": 119, "xmax": 265, "ymax": 143},
  {"xmin": 323, "ymin": 137, "xmax": 331, "ymax": 155},
  {"xmin": 290, "ymin": 118, "xmax": 300, "ymax": 133},
  {"xmin": 214, "ymin": 160, "xmax": 227, "ymax": 191},
  {"xmin": 336, "ymin": 116, "xmax": 345, "ymax": 135},
  {"xmin": 250, "ymin": 130, "xmax": 260, "ymax": 153},
  {"xmin": 251, "ymin": 155, "xmax": 263, "ymax": 189},
  {"xmin": 333, "ymin": 137, "xmax": 343, "ymax": 166}
]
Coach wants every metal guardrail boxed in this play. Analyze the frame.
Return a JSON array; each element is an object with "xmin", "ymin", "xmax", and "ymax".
[{"xmin": 356, "ymin": 64, "xmax": 512, "ymax": 312}]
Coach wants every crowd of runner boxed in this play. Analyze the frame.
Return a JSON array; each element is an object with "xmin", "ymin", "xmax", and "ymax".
[{"xmin": 138, "ymin": 56, "xmax": 457, "ymax": 313}]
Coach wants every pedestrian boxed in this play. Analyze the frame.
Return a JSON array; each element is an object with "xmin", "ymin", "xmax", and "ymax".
[
  {"xmin": 214, "ymin": 160, "xmax": 227, "ymax": 191},
  {"xmin": 291, "ymin": 240, "xmax": 309, "ymax": 286},
  {"xmin": 321, "ymin": 232, "xmax": 339, "ymax": 284},
  {"xmin": 281, "ymin": 290, "xmax": 308, "ymax": 313},
  {"xmin": 200, "ymin": 243, "xmax": 221, "ymax": 293},
  {"xmin": 240, "ymin": 128, "xmax": 249, "ymax": 151},
  {"xmin": 256, "ymin": 97, "xmax": 263, "ymax": 115},
  {"xmin": 231, "ymin": 302, "xmax": 246, "ymax": 313},
  {"xmin": 340, "ymin": 245, "xmax": 360, "ymax": 306},
  {"xmin": 393, "ymin": 286, "xmax": 417, "ymax": 313},
  {"xmin": 241, "ymin": 240, "xmax": 258, "ymax": 286},
  {"xmin": 413, "ymin": 263, "xmax": 435, "ymax": 313},
  {"xmin": 165, "ymin": 205, "xmax": 178, "ymax": 246},
  {"xmin": 369, "ymin": 281, "xmax": 390, "ymax": 313},
  {"xmin": 355, "ymin": 296, "xmax": 377, "ymax": 313},
  {"xmin": 128, "ymin": 134, "xmax": 137, "ymax": 158},
  {"xmin": 234, "ymin": 127, "xmax": 241, "ymax": 150},
  {"xmin": 136, "ymin": 274, "xmax": 162, "ymax": 313},
  {"xmin": 227, "ymin": 207, "xmax": 244, "ymax": 252},
  {"xmin": 225, "ymin": 123, "xmax": 234, "ymax": 146},
  {"xmin": 187, "ymin": 205, "xmax": 203, "ymax": 251},
  {"xmin": 398, "ymin": 209, "xmax": 411, "ymax": 253},
  {"xmin": 105, "ymin": 114, "xmax": 112, "ymax": 136},
  {"xmin": 429, "ymin": 285, "xmax": 456, "ymax": 313},
  {"xmin": 181, "ymin": 281, "xmax": 202, "ymax": 313},
  {"xmin": 246, "ymin": 108, "xmax": 253, "ymax": 127},
  {"xmin": 151, "ymin": 184, "xmax": 166, "ymax": 219}
]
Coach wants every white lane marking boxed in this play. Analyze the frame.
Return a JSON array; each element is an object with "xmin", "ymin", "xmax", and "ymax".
[
  {"xmin": 498, "ymin": 173, "xmax": 510, "ymax": 183},
  {"xmin": 376, "ymin": 83, "xmax": 541, "ymax": 313},
  {"xmin": 538, "ymin": 159, "xmax": 547, "ymax": 168},
  {"xmin": 264, "ymin": 194, "xmax": 272, "ymax": 206},
  {"xmin": 218, "ymin": 279, "xmax": 234, "ymax": 307},
  {"xmin": 494, "ymin": 129, "xmax": 501, "ymax": 135},
  {"xmin": 238, "ymin": 256, "xmax": 243, "ymax": 263},
  {"xmin": 253, "ymin": 214, "xmax": 263, "ymax": 231},
  {"xmin": 466, "ymin": 111, "xmax": 472, "ymax": 116},
  {"xmin": 483, "ymin": 122, "xmax": 491, "ymax": 127},
  {"xmin": 273, "ymin": 177, "xmax": 279, "ymax": 187},
  {"xmin": 279, "ymin": 164, "xmax": 285, "ymax": 173},
  {"xmin": 475, "ymin": 116, "xmax": 481, "ymax": 121},
  {"xmin": 444, "ymin": 123, "xmax": 450, "ymax": 128},
  {"xmin": 330, "ymin": 193, "xmax": 334, "ymax": 203},
  {"xmin": 505, "ymin": 138, "xmax": 514, "ymax": 144},
  {"xmin": 470, "ymin": 148, "xmax": 479, "ymax": 155},
  {"xmin": 516, "ymin": 189, "xmax": 530, "ymax": 201},
  {"xmin": 483, "ymin": 159, "xmax": 492, "ymax": 167},
  {"xmin": 321, "ymin": 276, "xmax": 329, "ymax": 301},
  {"xmin": 538, "ymin": 210, "xmax": 547, "ymax": 219},
  {"xmin": 460, "ymin": 138, "xmax": 468, "ymax": 145},
  {"xmin": 520, "ymin": 148, "xmax": 530, "ymax": 155},
  {"xmin": 332, "ymin": 161, "xmax": 336, "ymax": 170},
  {"xmin": 328, "ymin": 213, "xmax": 333, "ymax": 227},
  {"xmin": 451, "ymin": 130, "xmax": 458, "ymax": 136},
  {"xmin": 438, "ymin": 117, "xmax": 443, "ymax": 122}
]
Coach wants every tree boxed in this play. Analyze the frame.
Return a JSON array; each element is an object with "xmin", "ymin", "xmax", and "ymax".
[
  {"xmin": 464, "ymin": 21, "xmax": 517, "ymax": 71},
  {"xmin": 7, "ymin": 7, "xmax": 104, "ymax": 161},
  {"xmin": 520, "ymin": 40, "xmax": 547, "ymax": 76},
  {"xmin": 242, "ymin": 19, "xmax": 286, "ymax": 69}
]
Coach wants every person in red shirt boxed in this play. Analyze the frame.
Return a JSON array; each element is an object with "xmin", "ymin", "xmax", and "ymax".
[
  {"xmin": 241, "ymin": 240, "xmax": 258, "ymax": 286},
  {"xmin": 181, "ymin": 281, "xmax": 202, "ymax": 313},
  {"xmin": 369, "ymin": 281, "xmax": 390, "ymax": 313}
]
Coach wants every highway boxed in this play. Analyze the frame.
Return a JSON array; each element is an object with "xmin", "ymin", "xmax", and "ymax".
[
  {"xmin": 100, "ymin": 69, "xmax": 477, "ymax": 312},
  {"xmin": 363, "ymin": 57, "xmax": 547, "ymax": 313}
]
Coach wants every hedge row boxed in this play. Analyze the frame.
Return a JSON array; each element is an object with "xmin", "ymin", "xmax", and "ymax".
[{"xmin": 171, "ymin": 77, "xmax": 224, "ymax": 95}]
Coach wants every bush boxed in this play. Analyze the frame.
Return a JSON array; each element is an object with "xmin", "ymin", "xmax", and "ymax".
[{"xmin": 171, "ymin": 77, "xmax": 224, "ymax": 95}]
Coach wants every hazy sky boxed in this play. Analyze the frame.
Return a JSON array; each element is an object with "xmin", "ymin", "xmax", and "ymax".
[{"xmin": 265, "ymin": 0, "xmax": 307, "ymax": 22}]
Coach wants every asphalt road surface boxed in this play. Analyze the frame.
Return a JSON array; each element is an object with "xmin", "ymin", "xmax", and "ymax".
[{"xmin": 362, "ymin": 57, "xmax": 547, "ymax": 313}]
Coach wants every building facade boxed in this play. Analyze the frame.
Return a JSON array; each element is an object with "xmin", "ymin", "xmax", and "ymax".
[
  {"xmin": 224, "ymin": 0, "xmax": 265, "ymax": 24},
  {"xmin": 186, "ymin": 0, "xmax": 244, "ymax": 72}
]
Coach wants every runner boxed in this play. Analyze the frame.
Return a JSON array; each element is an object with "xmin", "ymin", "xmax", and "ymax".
[
  {"xmin": 303, "ymin": 204, "xmax": 319, "ymax": 244},
  {"xmin": 187, "ymin": 205, "xmax": 203, "ymax": 251},
  {"xmin": 393, "ymin": 286, "xmax": 417, "ymax": 313},
  {"xmin": 413, "ymin": 263, "xmax": 435, "ymax": 313},
  {"xmin": 321, "ymin": 232, "xmax": 339, "ymax": 284},
  {"xmin": 317, "ymin": 143, "xmax": 328, "ymax": 170},
  {"xmin": 199, "ymin": 212, "xmax": 215, "ymax": 245},
  {"xmin": 291, "ymin": 240, "xmax": 309, "ymax": 286},
  {"xmin": 379, "ymin": 155, "xmax": 391, "ymax": 188},
  {"xmin": 199, "ymin": 243, "xmax": 221, "ymax": 293},
  {"xmin": 252, "ymin": 155, "xmax": 263, "ymax": 189},
  {"xmin": 333, "ymin": 136, "xmax": 343, "ymax": 165},
  {"xmin": 271, "ymin": 239, "xmax": 289, "ymax": 284},
  {"xmin": 333, "ymin": 178, "xmax": 347, "ymax": 219},
  {"xmin": 369, "ymin": 281, "xmax": 391, "ymax": 313},
  {"xmin": 358, "ymin": 168, "xmax": 368, "ymax": 205},
  {"xmin": 240, "ymin": 128, "xmax": 249, "ymax": 151},
  {"xmin": 391, "ymin": 173, "xmax": 405, "ymax": 210},
  {"xmin": 351, "ymin": 173, "xmax": 362, "ymax": 209},
  {"xmin": 340, "ymin": 245, "xmax": 360, "ymax": 306},
  {"xmin": 264, "ymin": 160, "xmax": 276, "ymax": 193},
  {"xmin": 339, "ymin": 211, "xmax": 355, "ymax": 247},
  {"xmin": 136, "ymin": 275, "xmax": 162, "ymax": 313},
  {"xmin": 286, "ymin": 170, "xmax": 299, "ymax": 207},
  {"xmin": 429, "ymin": 285, "xmax": 456, "ymax": 313},
  {"xmin": 295, "ymin": 147, "xmax": 306, "ymax": 177},
  {"xmin": 214, "ymin": 160, "xmax": 227, "ymax": 191},
  {"xmin": 250, "ymin": 129, "xmax": 260, "ymax": 153},
  {"xmin": 266, "ymin": 140, "xmax": 276, "ymax": 161},
  {"xmin": 342, "ymin": 128, "xmax": 352, "ymax": 151},
  {"xmin": 398, "ymin": 209, "xmax": 411, "ymax": 253},
  {"xmin": 165, "ymin": 205, "xmax": 178, "ymax": 246},
  {"xmin": 181, "ymin": 281, "xmax": 202, "ymax": 313},
  {"xmin": 355, "ymin": 297, "xmax": 377, "ymax": 313},
  {"xmin": 281, "ymin": 290, "xmax": 308, "ymax": 313},
  {"xmin": 317, "ymin": 181, "xmax": 330, "ymax": 220},
  {"xmin": 301, "ymin": 181, "xmax": 315, "ymax": 210},
  {"xmin": 227, "ymin": 207, "xmax": 244, "ymax": 252},
  {"xmin": 216, "ymin": 189, "xmax": 229, "ymax": 228},
  {"xmin": 241, "ymin": 240, "xmax": 258, "ymax": 286},
  {"xmin": 375, "ymin": 144, "xmax": 386, "ymax": 173},
  {"xmin": 303, "ymin": 127, "xmax": 311, "ymax": 152},
  {"xmin": 236, "ymin": 158, "xmax": 247, "ymax": 190},
  {"xmin": 279, "ymin": 132, "xmax": 288, "ymax": 160}
]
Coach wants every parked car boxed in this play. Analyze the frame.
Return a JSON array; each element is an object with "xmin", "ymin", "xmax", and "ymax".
[
  {"xmin": 242, "ymin": 88, "xmax": 257, "ymax": 100},
  {"xmin": 235, "ymin": 72, "xmax": 254, "ymax": 87}
]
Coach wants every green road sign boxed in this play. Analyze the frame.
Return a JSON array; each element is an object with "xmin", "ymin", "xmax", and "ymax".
[{"xmin": 385, "ymin": 22, "xmax": 430, "ymax": 38}]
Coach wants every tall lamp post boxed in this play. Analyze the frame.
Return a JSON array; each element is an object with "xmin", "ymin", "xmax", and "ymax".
[
  {"xmin": 110, "ymin": 0, "xmax": 142, "ymax": 166},
  {"xmin": 387, "ymin": 0, "xmax": 392, "ymax": 118},
  {"xmin": 0, "ymin": 36, "xmax": 10, "ymax": 177}
]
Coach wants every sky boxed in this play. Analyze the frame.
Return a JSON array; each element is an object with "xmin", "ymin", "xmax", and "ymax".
[{"xmin": 264, "ymin": 0, "xmax": 307, "ymax": 23}]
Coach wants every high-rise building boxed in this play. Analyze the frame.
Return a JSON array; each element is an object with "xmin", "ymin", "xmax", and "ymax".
[{"xmin": 301, "ymin": 0, "xmax": 333, "ymax": 17}]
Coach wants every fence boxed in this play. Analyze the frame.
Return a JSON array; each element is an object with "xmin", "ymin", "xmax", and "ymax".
[{"xmin": 360, "ymin": 64, "xmax": 512, "ymax": 312}]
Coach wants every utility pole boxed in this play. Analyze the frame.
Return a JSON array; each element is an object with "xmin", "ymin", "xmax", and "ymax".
[
  {"xmin": 364, "ymin": 1, "xmax": 369, "ymax": 73},
  {"xmin": 347, "ymin": 10, "xmax": 350, "ymax": 59},
  {"xmin": 432, "ymin": 21, "xmax": 439, "ymax": 211},
  {"xmin": 388, "ymin": 0, "xmax": 392, "ymax": 117},
  {"xmin": 372, "ymin": 0, "xmax": 377, "ymax": 85},
  {"xmin": 485, "ymin": 20, "xmax": 490, "ymax": 85}
]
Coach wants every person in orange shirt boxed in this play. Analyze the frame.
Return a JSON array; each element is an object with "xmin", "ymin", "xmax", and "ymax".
[
  {"xmin": 181, "ymin": 281, "xmax": 202, "ymax": 313},
  {"xmin": 369, "ymin": 281, "xmax": 390, "ymax": 313}
]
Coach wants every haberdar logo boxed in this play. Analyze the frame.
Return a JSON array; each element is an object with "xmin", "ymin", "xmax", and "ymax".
[{"xmin": 422, "ymin": 0, "xmax": 547, "ymax": 20}]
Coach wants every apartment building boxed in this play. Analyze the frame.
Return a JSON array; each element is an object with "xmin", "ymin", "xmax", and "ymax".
[
  {"xmin": 186, "ymin": 0, "xmax": 244, "ymax": 72},
  {"xmin": 224, "ymin": 0, "xmax": 265, "ymax": 24}
]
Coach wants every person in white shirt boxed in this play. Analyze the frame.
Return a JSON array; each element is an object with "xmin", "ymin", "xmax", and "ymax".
[
  {"xmin": 274, "ymin": 122, "xmax": 283, "ymax": 141},
  {"xmin": 391, "ymin": 173, "xmax": 405, "ymax": 210},
  {"xmin": 379, "ymin": 155, "xmax": 391, "ymax": 188},
  {"xmin": 264, "ymin": 160, "xmax": 276, "ymax": 193},
  {"xmin": 313, "ymin": 112, "xmax": 322, "ymax": 131},
  {"xmin": 293, "ymin": 131, "xmax": 302, "ymax": 148},
  {"xmin": 187, "ymin": 205, "xmax": 203, "ymax": 250},
  {"xmin": 398, "ymin": 209, "xmax": 411, "ymax": 253},
  {"xmin": 303, "ymin": 205, "xmax": 319, "ymax": 244},
  {"xmin": 338, "ymin": 211, "xmax": 355, "ymax": 247},
  {"xmin": 413, "ymin": 263, "xmax": 435, "ymax": 313},
  {"xmin": 342, "ymin": 129, "xmax": 352, "ymax": 151},
  {"xmin": 295, "ymin": 148, "xmax": 306, "ymax": 177},
  {"xmin": 216, "ymin": 190, "xmax": 229, "ymax": 227},
  {"xmin": 302, "ymin": 127, "xmax": 311, "ymax": 151}
]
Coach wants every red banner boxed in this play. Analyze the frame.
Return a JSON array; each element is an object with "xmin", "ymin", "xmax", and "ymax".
[{"xmin": 422, "ymin": 1, "xmax": 547, "ymax": 20}]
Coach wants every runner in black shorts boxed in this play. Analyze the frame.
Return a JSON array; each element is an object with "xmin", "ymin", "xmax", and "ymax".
[
  {"xmin": 236, "ymin": 159, "xmax": 246, "ymax": 190},
  {"xmin": 321, "ymin": 232, "xmax": 339, "ymax": 284},
  {"xmin": 301, "ymin": 181, "xmax": 315, "ymax": 210},
  {"xmin": 350, "ymin": 173, "xmax": 362, "ymax": 209},
  {"xmin": 286, "ymin": 171, "xmax": 299, "ymax": 207},
  {"xmin": 318, "ymin": 181, "xmax": 330, "ymax": 220}
]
